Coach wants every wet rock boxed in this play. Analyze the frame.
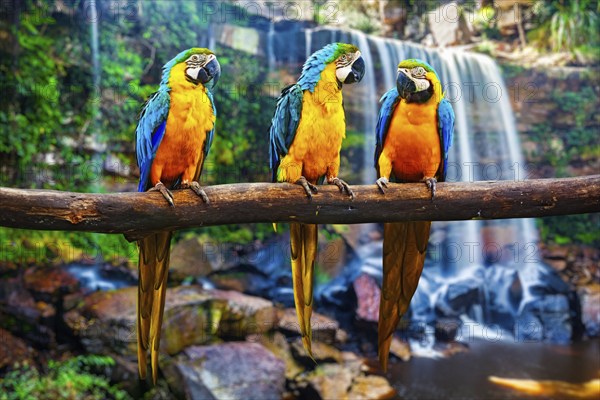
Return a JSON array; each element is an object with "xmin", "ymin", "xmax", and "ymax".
[
  {"xmin": 433, "ymin": 341, "xmax": 469, "ymax": 358},
  {"xmin": 169, "ymin": 237, "xmax": 220, "ymax": 281},
  {"xmin": 578, "ymin": 284, "xmax": 600, "ymax": 338},
  {"xmin": 212, "ymin": 289, "xmax": 278, "ymax": 338},
  {"xmin": 209, "ymin": 267, "xmax": 272, "ymax": 298},
  {"xmin": 516, "ymin": 295, "xmax": 572, "ymax": 344},
  {"xmin": 389, "ymin": 337, "xmax": 411, "ymax": 362},
  {"xmin": 0, "ymin": 327, "xmax": 35, "ymax": 370},
  {"xmin": 0, "ymin": 277, "xmax": 56, "ymax": 347},
  {"xmin": 353, "ymin": 274, "xmax": 380, "ymax": 324},
  {"xmin": 278, "ymin": 308, "xmax": 339, "ymax": 344},
  {"xmin": 302, "ymin": 363, "xmax": 354, "ymax": 400},
  {"xmin": 65, "ymin": 286, "xmax": 278, "ymax": 356},
  {"xmin": 436, "ymin": 278, "xmax": 481, "ymax": 317},
  {"xmin": 23, "ymin": 266, "xmax": 79, "ymax": 303},
  {"xmin": 252, "ymin": 331, "xmax": 303, "ymax": 379},
  {"xmin": 290, "ymin": 338, "xmax": 342, "ymax": 365},
  {"xmin": 435, "ymin": 318, "xmax": 461, "ymax": 342},
  {"xmin": 348, "ymin": 375, "xmax": 396, "ymax": 400},
  {"xmin": 167, "ymin": 342, "xmax": 286, "ymax": 400}
]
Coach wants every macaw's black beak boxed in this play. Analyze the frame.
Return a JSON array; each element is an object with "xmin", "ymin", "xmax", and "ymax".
[
  {"xmin": 344, "ymin": 56, "xmax": 365, "ymax": 84},
  {"xmin": 397, "ymin": 70, "xmax": 416, "ymax": 99},
  {"xmin": 198, "ymin": 57, "xmax": 221, "ymax": 88}
]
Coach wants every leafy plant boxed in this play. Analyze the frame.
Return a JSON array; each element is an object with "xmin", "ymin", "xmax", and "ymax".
[
  {"xmin": 529, "ymin": 0, "xmax": 599, "ymax": 56},
  {"xmin": 0, "ymin": 355, "xmax": 131, "ymax": 400}
]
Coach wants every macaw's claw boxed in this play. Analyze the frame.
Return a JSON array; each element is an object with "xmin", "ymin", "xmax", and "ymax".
[
  {"xmin": 295, "ymin": 176, "xmax": 318, "ymax": 199},
  {"xmin": 185, "ymin": 181, "xmax": 210, "ymax": 204},
  {"xmin": 376, "ymin": 177, "xmax": 389, "ymax": 194},
  {"xmin": 330, "ymin": 177, "xmax": 354, "ymax": 199},
  {"xmin": 422, "ymin": 177, "xmax": 437, "ymax": 200},
  {"xmin": 149, "ymin": 182, "xmax": 174, "ymax": 207}
]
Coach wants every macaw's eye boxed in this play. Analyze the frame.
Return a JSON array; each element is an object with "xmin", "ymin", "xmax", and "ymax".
[
  {"xmin": 413, "ymin": 66, "xmax": 426, "ymax": 76},
  {"xmin": 190, "ymin": 55, "xmax": 200, "ymax": 62},
  {"xmin": 340, "ymin": 54, "xmax": 348, "ymax": 62}
]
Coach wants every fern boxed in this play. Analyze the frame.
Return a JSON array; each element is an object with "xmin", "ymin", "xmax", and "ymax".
[{"xmin": 0, "ymin": 355, "xmax": 131, "ymax": 400}]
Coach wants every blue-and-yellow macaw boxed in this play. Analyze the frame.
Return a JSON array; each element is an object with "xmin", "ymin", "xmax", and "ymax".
[
  {"xmin": 269, "ymin": 43, "xmax": 365, "ymax": 356},
  {"xmin": 135, "ymin": 48, "xmax": 220, "ymax": 383},
  {"xmin": 374, "ymin": 59, "xmax": 454, "ymax": 370}
]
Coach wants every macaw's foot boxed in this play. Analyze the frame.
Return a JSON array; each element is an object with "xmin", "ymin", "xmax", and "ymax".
[
  {"xmin": 330, "ymin": 177, "xmax": 355, "ymax": 199},
  {"xmin": 149, "ymin": 182, "xmax": 174, "ymax": 207},
  {"xmin": 295, "ymin": 176, "xmax": 318, "ymax": 199},
  {"xmin": 422, "ymin": 177, "xmax": 437, "ymax": 200},
  {"xmin": 375, "ymin": 177, "xmax": 389, "ymax": 194},
  {"xmin": 182, "ymin": 181, "xmax": 210, "ymax": 204}
]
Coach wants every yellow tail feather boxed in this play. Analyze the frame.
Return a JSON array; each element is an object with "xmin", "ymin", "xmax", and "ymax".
[
  {"xmin": 378, "ymin": 221, "xmax": 431, "ymax": 371},
  {"xmin": 137, "ymin": 231, "xmax": 172, "ymax": 384},
  {"xmin": 290, "ymin": 222, "xmax": 318, "ymax": 359}
]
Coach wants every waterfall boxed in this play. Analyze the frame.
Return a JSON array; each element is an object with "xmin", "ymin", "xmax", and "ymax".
[{"xmin": 86, "ymin": 0, "xmax": 104, "ymax": 190}]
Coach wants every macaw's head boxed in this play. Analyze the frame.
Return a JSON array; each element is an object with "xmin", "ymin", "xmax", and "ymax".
[
  {"xmin": 331, "ymin": 43, "xmax": 365, "ymax": 85},
  {"xmin": 396, "ymin": 59, "xmax": 440, "ymax": 103},
  {"xmin": 298, "ymin": 43, "xmax": 365, "ymax": 91},
  {"xmin": 162, "ymin": 48, "xmax": 220, "ymax": 89}
]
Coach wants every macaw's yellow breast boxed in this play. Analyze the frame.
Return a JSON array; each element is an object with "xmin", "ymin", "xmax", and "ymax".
[
  {"xmin": 282, "ymin": 63, "xmax": 346, "ymax": 183},
  {"xmin": 152, "ymin": 63, "xmax": 215, "ymax": 184},
  {"xmin": 383, "ymin": 99, "xmax": 441, "ymax": 182}
]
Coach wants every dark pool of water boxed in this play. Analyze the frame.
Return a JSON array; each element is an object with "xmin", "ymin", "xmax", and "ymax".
[{"xmin": 387, "ymin": 339, "xmax": 600, "ymax": 399}]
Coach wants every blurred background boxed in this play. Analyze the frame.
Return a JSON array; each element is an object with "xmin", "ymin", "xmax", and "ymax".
[{"xmin": 0, "ymin": 0, "xmax": 598, "ymax": 399}]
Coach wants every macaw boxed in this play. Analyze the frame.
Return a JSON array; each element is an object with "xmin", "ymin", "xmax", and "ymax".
[
  {"xmin": 135, "ymin": 48, "xmax": 220, "ymax": 383},
  {"xmin": 374, "ymin": 59, "xmax": 454, "ymax": 370},
  {"xmin": 269, "ymin": 43, "xmax": 365, "ymax": 356}
]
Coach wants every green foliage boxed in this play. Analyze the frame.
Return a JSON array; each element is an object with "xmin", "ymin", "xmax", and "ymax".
[
  {"xmin": 0, "ymin": 355, "xmax": 131, "ymax": 400},
  {"xmin": 472, "ymin": 6, "xmax": 502, "ymax": 40},
  {"xmin": 0, "ymin": 227, "xmax": 136, "ymax": 268},
  {"xmin": 538, "ymin": 214, "xmax": 600, "ymax": 246},
  {"xmin": 529, "ymin": 0, "xmax": 599, "ymax": 56}
]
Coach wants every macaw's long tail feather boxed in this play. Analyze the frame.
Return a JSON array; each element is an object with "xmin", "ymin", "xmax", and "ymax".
[
  {"xmin": 378, "ymin": 221, "xmax": 431, "ymax": 371},
  {"xmin": 290, "ymin": 222, "xmax": 318, "ymax": 359},
  {"xmin": 137, "ymin": 231, "xmax": 172, "ymax": 384}
]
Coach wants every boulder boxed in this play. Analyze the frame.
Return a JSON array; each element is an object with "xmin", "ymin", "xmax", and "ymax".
[
  {"xmin": 353, "ymin": 274, "xmax": 380, "ymax": 324},
  {"xmin": 0, "ymin": 327, "xmax": 35, "ymax": 369},
  {"xmin": 212, "ymin": 289, "xmax": 278, "ymax": 338},
  {"xmin": 252, "ymin": 331, "xmax": 303, "ymax": 379},
  {"xmin": 516, "ymin": 295, "xmax": 572, "ymax": 344},
  {"xmin": 302, "ymin": 363, "xmax": 354, "ymax": 400},
  {"xmin": 389, "ymin": 337, "xmax": 411, "ymax": 362},
  {"xmin": 167, "ymin": 342, "xmax": 286, "ymax": 400},
  {"xmin": 169, "ymin": 237, "xmax": 222, "ymax": 281},
  {"xmin": 64, "ymin": 285, "xmax": 278, "ymax": 356},
  {"xmin": 578, "ymin": 284, "xmax": 600, "ymax": 338},
  {"xmin": 435, "ymin": 318, "xmax": 461, "ymax": 342},
  {"xmin": 299, "ymin": 363, "xmax": 397, "ymax": 400},
  {"xmin": 348, "ymin": 375, "xmax": 396, "ymax": 400},
  {"xmin": 0, "ymin": 277, "xmax": 56, "ymax": 347},
  {"xmin": 23, "ymin": 265, "xmax": 79, "ymax": 303},
  {"xmin": 278, "ymin": 308, "xmax": 339, "ymax": 344},
  {"xmin": 290, "ymin": 338, "xmax": 342, "ymax": 365}
]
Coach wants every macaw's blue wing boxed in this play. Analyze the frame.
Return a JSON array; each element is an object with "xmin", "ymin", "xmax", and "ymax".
[
  {"xmin": 204, "ymin": 89, "xmax": 216, "ymax": 158},
  {"xmin": 136, "ymin": 89, "xmax": 170, "ymax": 192},
  {"xmin": 374, "ymin": 87, "xmax": 400, "ymax": 170},
  {"xmin": 437, "ymin": 97, "xmax": 455, "ymax": 182},
  {"xmin": 269, "ymin": 84, "xmax": 303, "ymax": 182}
]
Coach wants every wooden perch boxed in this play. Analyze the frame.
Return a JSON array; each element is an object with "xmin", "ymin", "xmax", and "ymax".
[{"xmin": 0, "ymin": 176, "xmax": 598, "ymax": 240}]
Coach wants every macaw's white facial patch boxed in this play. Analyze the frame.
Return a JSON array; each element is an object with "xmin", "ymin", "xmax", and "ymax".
[
  {"xmin": 413, "ymin": 77, "xmax": 430, "ymax": 92},
  {"xmin": 186, "ymin": 66, "xmax": 201, "ymax": 80},
  {"xmin": 336, "ymin": 65, "xmax": 352, "ymax": 82}
]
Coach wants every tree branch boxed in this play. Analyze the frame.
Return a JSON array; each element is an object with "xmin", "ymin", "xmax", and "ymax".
[{"xmin": 0, "ymin": 176, "xmax": 598, "ymax": 240}]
